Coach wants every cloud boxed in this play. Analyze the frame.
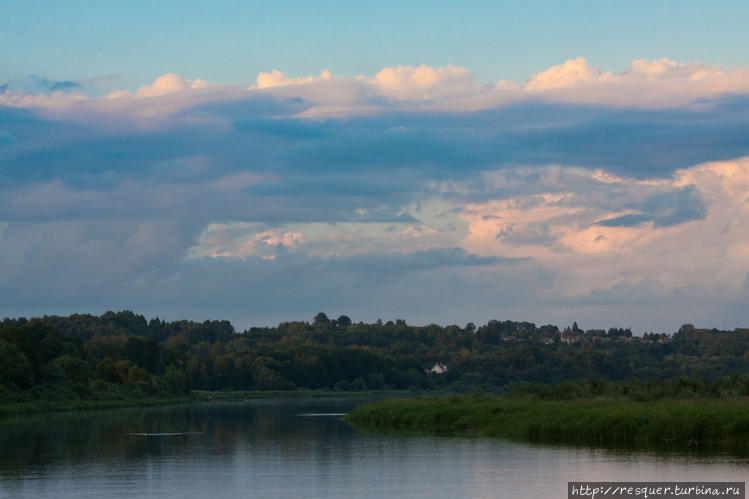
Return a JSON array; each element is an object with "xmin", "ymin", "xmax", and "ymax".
[
  {"xmin": 455, "ymin": 158, "xmax": 749, "ymax": 310},
  {"xmin": 371, "ymin": 64, "xmax": 483, "ymax": 99},
  {"xmin": 5, "ymin": 59, "xmax": 749, "ymax": 122},
  {"xmin": 131, "ymin": 73, "xmax": 208, "ymax": 98},
  {"xmin": 629, "ymin": 58, "xmax": 681, "ymax": 75},
  {"xmin": 373, "ymin": 65, "xmax": 467, "ymax": 88},
  {"xmin": 524, "ymin": 57, "xmax": 683, "ymax": 91},
  {"xmin": 524, "ymin": 57, "xmax": 601, "ymax": 91},
  {"xmin": 17, "ymin": 74, "xmax": 83, "ymax": 93},
  {"xmin": 36, "ymin": 78, "xmax": 81, "ymax": 92},
  {"xmin": 595, "ymin": 213, "xmax": 654, "ymax": 228},
  {"xmin": 522, "ymin": 57, "xmax": 749, "ymax": 107},
  {"xmin": 3, "ymin": 59, "xmax": 749, "ymax": 330},
  {"xmin": 255, "ymin": 69, "xmax": 331, "ymax": 89},
  {"xmin": 187, "ymin": 218, "xmax": 459, "ymax": 262},
  {"xmin": 594, "ymin": 185, "xmax": 707, "ymax": 228},
  {"xmin": 188, "ymin": 223, "xmax": 307, "ymax": 260},
  {"xmin": 0, "ymin": 130, "xmax": 15, "ymax": 147}
]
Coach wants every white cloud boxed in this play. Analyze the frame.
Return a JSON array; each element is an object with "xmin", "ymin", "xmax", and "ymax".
[
  {"xmin": 255, "ymin": 230, "xmax": 305, "ymax": 247},
  {"xmin": 522, "ymin": 57, "xmax": 749, "ymax": 107},
  {"xmin": 187, "ymin": 220, "xmax": 455, "ymax": 261},
  {"xmin": 372, "ymin": 64, "xmax": 472, "ymax": 89},
  {"xmin": 255, "ymin": 69, "xmax": 331, "ymax": 89},
  {"xmin": 523, "ymin": 57, "xmax": 683, "ymax": 92},
  {"xmin": 134, "ymin": 73, "xmax": 208, "ymax": 97},
  {"xmin": 369, "ymin": 64, "xmax": 496, "ymax": 105},
  {"xmin": 4, "ymin": 58, "xmax": 749, "ymax": 120},
  {"xmin": 104, "ymin": 89, "xmax": 131, "ymax": 100},
  {"xmin": 188, "ymin": 222, "xmax": 309, "ymax": 260},
  {"xmin": 399, "ymin": 225, "xmax": 438, "ymax": 238},
  {"xmin": 103, "ymin": 73, "xmax": 209, "ymax": 99},
  {"xmin": 524, "ymin": 57, "xmax": 601, "ymax": 91},
  {"xmin": 629, "ymin": 58, "xmax": 681, "ymax": 75},
  {"xmin": 0, "ymin": 89, "xmax": 89, "ymax": 113}
]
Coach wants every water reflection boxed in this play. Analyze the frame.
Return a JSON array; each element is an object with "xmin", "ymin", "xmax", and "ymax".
[{"xmin": 0, "ymin": 398, "xmax": 746, "ymax": 499}]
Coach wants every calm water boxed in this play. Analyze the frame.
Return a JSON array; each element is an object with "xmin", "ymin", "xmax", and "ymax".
[{"xmin": 0, "ymin": 397, "xmax": 746, "ymax": 498}]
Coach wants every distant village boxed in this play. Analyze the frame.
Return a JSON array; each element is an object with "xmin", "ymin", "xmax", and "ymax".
[{"xmin": 470, "ymin": 319, "xmax": 678, "ymax": 346}]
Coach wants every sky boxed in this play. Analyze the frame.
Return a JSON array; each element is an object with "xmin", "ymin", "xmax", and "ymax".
[{"xmin": 2, "ymin": 1, "xmax": 749, "ymax": 333}]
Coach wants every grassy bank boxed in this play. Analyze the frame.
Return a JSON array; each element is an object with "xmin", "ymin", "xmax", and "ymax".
[
  {"xmin": 0, "ymin": 395, "xmax": 195, "ymax": 416},
  {"xmin": 0, "ymin": 389, "xmax": 419, "ymax": 416},
  {"xmin": 193, "ymin": 389, "xmax": 417, "ymax": 401},
  {"xmin": 345, "ymin": 395, "xmax": 749, "ymax": 455}
]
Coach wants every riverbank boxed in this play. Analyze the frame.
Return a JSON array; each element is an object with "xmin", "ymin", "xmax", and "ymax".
[
  {"xmin": 345, "ymin": 395, "xmax": 749, "ymax": 455},
  {"xmin": 0, "ymin": 395, "xmax": 195, "ymax": 416},
  {"xmin": 0, "ymin": 389, "xmax": 418, "ymax": 416}
]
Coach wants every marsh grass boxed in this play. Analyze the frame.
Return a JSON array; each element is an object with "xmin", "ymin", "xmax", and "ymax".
[{"xmin": 345, "ymin": 395, "xmax": 749, "ymax": 455}]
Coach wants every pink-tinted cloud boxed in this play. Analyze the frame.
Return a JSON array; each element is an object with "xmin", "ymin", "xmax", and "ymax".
[
  {"xmin": 522, "ymin": 57, "xmax": 749, "ymax": 107},
  {"xmin": 255, "ymin": 69, "xmax": 332, "ymax": 89},
  {"xmin": 456, "ymin": 158, "xmax": 749, "ymax": 300}
]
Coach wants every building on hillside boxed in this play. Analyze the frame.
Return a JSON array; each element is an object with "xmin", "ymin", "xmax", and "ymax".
[
  {"xmin": 560, "ymin": 332, "xmax": 581, "ymax": 344},
  {"xmin": 428, "ymin": 362, "xmax": 449, "ymax": 374}
]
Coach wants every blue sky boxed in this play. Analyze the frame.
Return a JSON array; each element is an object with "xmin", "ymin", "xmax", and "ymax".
[
  {"xmin": 4, "ymin": 1, "xmax": 749, "ymax": 92},
  {"xmin": 2, "ymin": 1, "xmax": 749, "ymax": 332}
]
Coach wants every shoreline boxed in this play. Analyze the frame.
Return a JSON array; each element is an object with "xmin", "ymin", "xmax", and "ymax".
[{"xmin": 0, "ymin": 389, "xmax": 419, "ymax": 416}]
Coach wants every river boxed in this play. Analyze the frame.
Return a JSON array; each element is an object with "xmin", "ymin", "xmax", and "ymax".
[{"xmin": 0, "ymin": 397, "xmax": 745, "ymax": 498}]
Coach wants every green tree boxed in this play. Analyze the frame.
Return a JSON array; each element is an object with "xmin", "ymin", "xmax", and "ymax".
[
  {"xmin": 52, "ymin": 355, "xmax": 90, "ymax": 385},
  {"xmin": 0, "ymin": 338, "xmax": 34, "ymax": 388},
  {"xmin": 314, "ymin": 313, "xmax": 330, "ymax": 326}
]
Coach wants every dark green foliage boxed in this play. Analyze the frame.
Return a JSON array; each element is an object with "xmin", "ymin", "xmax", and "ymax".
[
  {"xmin": 1, "ymin": 312, "xmax": 747, "ymax": 412},
  {"xmin": 51, "ymin": 355, "xmax": 90, "ymax": 385},
  {"xmin": 0, "ymin": 338, "xmax": 35, "ymax": 389},
  {"xmin": 313, "ymin": 312, "xmax": 330, "ymax": 326}
]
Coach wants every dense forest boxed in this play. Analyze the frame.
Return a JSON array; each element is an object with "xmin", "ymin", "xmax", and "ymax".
[{"xmin": 1, "ymin": 311, "xmax": 748, "ymax": 404}]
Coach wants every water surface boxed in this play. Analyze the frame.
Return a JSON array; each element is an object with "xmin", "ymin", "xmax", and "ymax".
[{"xmin": 0, "ymin": 397, "xmax": 745, "ymax": 498}]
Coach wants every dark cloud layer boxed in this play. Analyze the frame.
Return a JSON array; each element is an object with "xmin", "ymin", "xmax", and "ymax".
[
  {"xmin": 596, "ymin": 185, "xmax": 707, "ymax": 228},
  {"xmin": 4, "ymin": 95, "xmax": 749, "ymax": 190}
]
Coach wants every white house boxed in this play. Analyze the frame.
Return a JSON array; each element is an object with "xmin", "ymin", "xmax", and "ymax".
[{"xmin": 428, "ymin": 362, "xmax": 449, "ymax": 374}]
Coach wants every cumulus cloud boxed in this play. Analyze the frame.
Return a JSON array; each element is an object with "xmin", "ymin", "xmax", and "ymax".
[
  {"xmin": 255, "ymin": 69, "xmax": 331, "ymax": 89},
  {"xmin": 132, "ymin": 73, "xmax": 208, "ymax": 97},
  {"xmin": 522, "ymin": 57, "xmax": 749, "ymax": 107},
  {"xmin": 524, "ymin": 57, "xmax": 683, "ymax": 91},
  {"xmin": 105, "ymin": 73, "xmax": 208, "ymax": 99},
  {"xmin": 524, "ymin": 57, "xmax": 601, "ymax": 91},
  {"xmin": 4, "ymin": 58, "xmax": 749, "ymax": 121},
  {"xmin": 629, "ymin": 58, "xmax": 681, "ymax": 75},
  {"xmin": 374, "ymin": 65, "xmax": 465, "ymax": 88}
]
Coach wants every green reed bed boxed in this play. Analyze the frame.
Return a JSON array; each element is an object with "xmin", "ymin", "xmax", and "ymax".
[{"xmin": 345, "ymin": 396, "xmax": 749, "ymax": 455}]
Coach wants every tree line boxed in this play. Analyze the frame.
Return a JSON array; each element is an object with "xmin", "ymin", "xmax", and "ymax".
[{"xmin": 1, "ymin": 310, "xmax": 747, "ymax": 402}]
